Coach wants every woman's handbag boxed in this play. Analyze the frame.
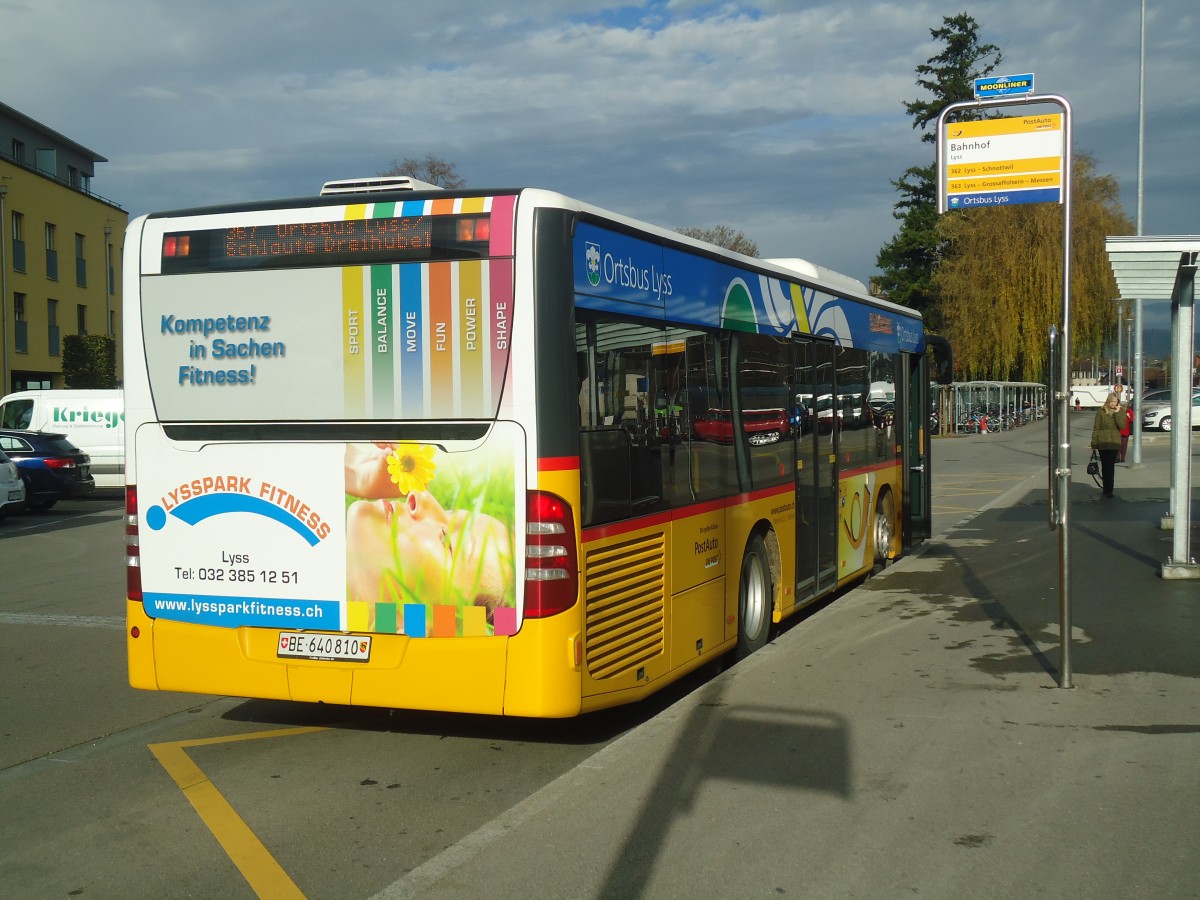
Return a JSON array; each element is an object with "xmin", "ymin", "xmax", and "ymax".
[{"xmin": 1087, "ymin": 450, "xmax": 1101, "ymax": 485}]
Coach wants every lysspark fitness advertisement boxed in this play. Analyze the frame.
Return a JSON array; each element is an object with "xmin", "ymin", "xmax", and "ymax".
[
  {"xmin": 137, "ymin": 433, "xmax": 348, "ymax": 630},
  {"xmin": 136, "ymin": 426, "xmax": 522, "ymax": 638}
]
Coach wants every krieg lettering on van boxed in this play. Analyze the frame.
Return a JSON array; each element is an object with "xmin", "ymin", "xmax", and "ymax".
[{"xmin": 52, "ymin": 405, "xmax": 124, "ymax": 429}]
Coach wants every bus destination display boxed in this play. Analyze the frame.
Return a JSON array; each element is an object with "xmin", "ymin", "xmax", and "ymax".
[
  {"xmin": 161, "ymin": 214, "xmax": 490, "ymax": 273},
  {"xmin": 227, "ymin": 217, "xmax": 433, "ymax": 259}
]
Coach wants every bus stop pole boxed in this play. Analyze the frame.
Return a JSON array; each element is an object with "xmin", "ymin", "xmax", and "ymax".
[
  {"xmin": 1056, "ymin": 99, "xmax": 1074, "ymax": 689},
  {"xmin": 937, "ymin": 92, "xmax": 1074, "ymax": 687}
]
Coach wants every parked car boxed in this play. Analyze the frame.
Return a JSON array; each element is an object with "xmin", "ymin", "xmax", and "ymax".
[
  {"xmin": 1141, "ymin": 389, "xmax": 1173, "ymax": 406},
  {"xmin": 1141, "ymin": 392, "xmax": 1200, "ymax": 432},
  {"xmin": 0, "ymin": 429, "xmax": 95, "ymax": 510},
  {"xmin": 0, "ymin": 448, "xmax": 26, "ymax": 519}
]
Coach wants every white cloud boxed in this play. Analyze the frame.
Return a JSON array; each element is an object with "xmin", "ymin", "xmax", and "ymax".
[{"xmin": 4, "ymin": 0, "xmax": 1195, "ymax": 284}]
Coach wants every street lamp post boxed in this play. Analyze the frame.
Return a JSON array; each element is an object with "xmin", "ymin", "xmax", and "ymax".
[
  {"xmin": 1131, "ymin": 0, "xmax": 1147, "ymax": 465},
  {"xmin": 104, "ymin": 224, "xmax": 112, "ymax": 336},
  {"xmin": 0, "ymin": 183, "xmax": 9, "ymax": 395}
]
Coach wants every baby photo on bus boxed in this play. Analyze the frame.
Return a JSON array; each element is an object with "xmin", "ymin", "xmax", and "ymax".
[{"xmin": 343, "ymin": 442, "xmax": 516, "ymax": 636}]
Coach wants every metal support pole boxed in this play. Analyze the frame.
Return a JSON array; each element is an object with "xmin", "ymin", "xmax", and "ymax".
[
  {"xmin": 1056, "ymin": 108, "xmax": 1074, "ymax": 688},
  {"xmin": 1163, "ymin": 260, "xmax": 1199, "ymax": 579},
  {"xmin": 1132, "ymin": 298, "xmax": 1143, "ymax": 464}
]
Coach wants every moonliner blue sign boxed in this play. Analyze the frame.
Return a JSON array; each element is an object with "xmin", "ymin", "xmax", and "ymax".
[{"xmin": 974, "ymin": 73, "xmax": 1034, "ymax": 99}]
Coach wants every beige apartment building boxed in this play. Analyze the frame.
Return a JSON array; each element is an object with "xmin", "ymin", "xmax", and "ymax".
[{"xmin": 0, "ymin": 100, "xmax": 127, "ymax": 392}]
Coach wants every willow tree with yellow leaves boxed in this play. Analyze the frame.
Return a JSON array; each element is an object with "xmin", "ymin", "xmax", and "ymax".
[{"xmin": 934, "ymin": 153, "xmax": 1132, "ymax": 382}]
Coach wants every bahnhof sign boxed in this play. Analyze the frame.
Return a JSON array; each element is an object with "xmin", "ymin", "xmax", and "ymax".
[{"xmin": 941, "ymin": 113, "xmax": 1064, "ymax": 210}]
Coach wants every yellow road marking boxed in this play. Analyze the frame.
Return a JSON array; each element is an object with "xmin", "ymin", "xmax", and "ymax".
[{"xmin": 150, "ymin": 727, "xmax": 325, "ymax": 899}]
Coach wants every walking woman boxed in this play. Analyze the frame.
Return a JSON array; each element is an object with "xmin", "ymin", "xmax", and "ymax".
[{"xmin": 1090, "ymin": 392, "xmax": 1126, "ymax": 498}]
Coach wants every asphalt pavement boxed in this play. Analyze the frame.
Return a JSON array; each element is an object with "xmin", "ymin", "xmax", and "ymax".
[{"xmin": 371, "ymin": 414, "xmax": 1200, "ymax": 900}]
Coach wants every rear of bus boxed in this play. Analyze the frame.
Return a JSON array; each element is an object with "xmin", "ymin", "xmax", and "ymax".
[{"xmin": 123, "ymin": 186, "xmax": 585, "ymax": 716}]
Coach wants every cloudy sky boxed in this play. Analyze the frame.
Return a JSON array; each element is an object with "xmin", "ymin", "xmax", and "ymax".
[{"xmin": 5, "ymin": 0, "xmax": 1196, "ymax": 299}]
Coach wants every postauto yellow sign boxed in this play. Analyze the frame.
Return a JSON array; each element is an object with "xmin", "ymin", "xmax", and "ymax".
[{"xmin": 942, "ymin": 114, "xmax": 1064, "ymax": 210}]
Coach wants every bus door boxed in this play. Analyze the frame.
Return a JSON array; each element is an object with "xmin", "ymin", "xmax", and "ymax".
[
  {"xmin": 793, "ymin": 338, "xmax": 838, "ymax": 599},
  {"xmin": 903, "ymin": 347, "xmax": 933, "ymax": 545}
]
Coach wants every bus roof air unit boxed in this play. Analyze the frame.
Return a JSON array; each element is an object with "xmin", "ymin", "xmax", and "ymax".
[{"xmin": 320, "ymin": 176, "xmax": 444, "ymax": 196}]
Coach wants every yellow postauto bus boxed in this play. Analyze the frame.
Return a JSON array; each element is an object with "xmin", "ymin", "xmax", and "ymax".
[{"xmin": 123, "ymin": 178, "xmax": 945, "ymax": 717}]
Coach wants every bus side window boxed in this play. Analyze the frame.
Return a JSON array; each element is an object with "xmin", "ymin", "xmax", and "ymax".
[{"xmin": 576, "ymin": 317, "xmax": 669, "ymax": 526}]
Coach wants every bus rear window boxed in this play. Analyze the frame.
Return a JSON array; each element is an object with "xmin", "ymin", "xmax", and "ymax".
[{"xmin": 160, "ymin": 215, "xmax": 492, "ymax": 273}]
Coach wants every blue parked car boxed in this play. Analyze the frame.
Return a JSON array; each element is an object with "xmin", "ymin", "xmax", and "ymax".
[{"xmin": 0, "ymin": 428, "xmax": 95, "ymax": 511}]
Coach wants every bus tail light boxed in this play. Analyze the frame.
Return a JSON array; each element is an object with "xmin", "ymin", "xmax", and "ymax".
[
  {"xmin": 125, "ymin": 485, "xmax": 143, "ymax": 601},
  {"xmin": 162, "ymin": 234, "xmax": 191, "ymax": 258},
  {"xmin": 524, "ymin": 491, "xmax": 579, "ymax": 618}
]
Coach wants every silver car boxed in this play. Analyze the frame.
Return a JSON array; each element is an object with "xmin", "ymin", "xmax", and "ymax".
[
  {"xmin": 1142, "ymin": 392, "xmax": 1200, "ymax": 432},
  {"xmin": 0, "ymin": 447, "xmax": 26, "ymax": 519}
]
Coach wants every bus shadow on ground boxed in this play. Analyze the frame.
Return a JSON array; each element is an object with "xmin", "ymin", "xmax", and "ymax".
[{"xmin": 595, "ymin": 684, "xmax": 850, "ymax": 899}]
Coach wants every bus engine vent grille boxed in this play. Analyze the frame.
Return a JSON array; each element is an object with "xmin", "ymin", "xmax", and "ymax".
[{"xmin": 583, "ymin": 532, "xmax": 666, "ymax": 680}]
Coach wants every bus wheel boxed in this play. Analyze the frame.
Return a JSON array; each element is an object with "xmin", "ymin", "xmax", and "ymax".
[
  {"xmin": 872, "ymin": 491, "xmax": 895, "ymax": 572},
  {"xmin": 736, "ymin": 535, "xmax": 772, "ymax": 658}
]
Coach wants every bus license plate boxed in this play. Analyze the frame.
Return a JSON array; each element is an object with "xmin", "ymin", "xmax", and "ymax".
[{"xmin": 277, "ymin": 632, "xmax": 371, "ymax": 662}]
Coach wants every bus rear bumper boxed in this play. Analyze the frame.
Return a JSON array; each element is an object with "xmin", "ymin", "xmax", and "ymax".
[{"xmin": 125, "ymin": 601, "xmax": 586, "ymax": 717}]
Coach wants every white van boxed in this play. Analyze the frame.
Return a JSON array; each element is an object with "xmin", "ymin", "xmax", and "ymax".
[{"xmin": 0, "ymin": 390, "xmax": 125, "ymax": 488}]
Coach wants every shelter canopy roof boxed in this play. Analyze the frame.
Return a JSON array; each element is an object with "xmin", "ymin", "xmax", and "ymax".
[{"xmin": 1106, "ymin": 235, "xmax": 1200, "ymax": 301}]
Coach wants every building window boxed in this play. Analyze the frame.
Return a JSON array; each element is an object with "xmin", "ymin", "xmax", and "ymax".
[
  {"xmin": 11, "ymin": 139, "xmax": 24, "ymax": 164},
  {"xmin": 14, "ymin": 293, "xmax": 27, "ymax": 353},
  {"xmin": 68, "ymin": 166, "xmax": 81, "ymax": 189},
  {"xmin": 10, "ymin": 211, "xmax": 25, "ymax": 273},
  {"xmin": 47, "ymin": 298, "xmax": 60, "ymax": 356},
  {"xmin": 77, "ymin": 303, "xmax": 87, "ymax": 336},
  {"xmin": 45, "ymin": 222, "xmax": 58, "ymax": 280},
  {"xmin": 75, "ymin": 232, "xmax": 86, "ymax": 287},
  {"xmin": 35, "ymin": 147, "xmax": 56, "ymax": 177}
]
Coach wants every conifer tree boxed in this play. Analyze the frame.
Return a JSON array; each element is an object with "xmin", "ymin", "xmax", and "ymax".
[{"xmin": 876, "ymin": 14, "xmax": 1002, "ymax": 326}]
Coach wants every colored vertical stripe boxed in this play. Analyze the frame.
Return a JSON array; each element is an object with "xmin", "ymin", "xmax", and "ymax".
[
  {"xmin": 428, "ymin": 263, "xmax": 454, "ymax": 413},
  {"xmin": 376, "ymin": 602, "xmax": 398, "ymax": 634},
  {"xmin": 403, "ymin": 604, "xmax": 427, "ymax": 637},
  {"xmin": 489, "ymin": 258, "xmax": 513, "ymax": 409},
  {"xmin": 342, "ymin": 266, "xmax": 366, "ymax": 416},
  {"xmin": 370, "ymin": 202, "xmax": 398, "ymax": 415},
  {"xmin": 341, "ymin": 204, "xmax": 369, "ymax": 417},
  {"xmin": 370, "ymin": 265, "xmax": 395, "ymax": 415},
  {"xmin": 489, "ymin": 195, "xmax": 516, "ymax": 257},
  {"xmin": 432, "ymin": 605, "xmax": 457, "ymax": 637},
  {"xmin": 431, "ymin": 197, "xmax": 455, "ymax": 216},
  {"xmin": 398, "ymin": 262, "xmax": 424, "ymax": 416},
  {"xmin": 347, "ymin": 601, "xmax": 369, "ymax": 632},
  {"xmin": 401, "ymin": 199, "xmax": 427, "ymax": 217},
  {"xmin": 458, "ymin": 260, "xmax": 484, "ymax": 416},
  {"xmin": 462, "ymin": 606, "xmax": 488, "ymax": 637},
  {"xmin": 493, "ymin": 607, "xmax": 517, "ymax": 636},
  {"xmin": 460, "ymin": 196, "xmax": 487, "ymax": 214}
]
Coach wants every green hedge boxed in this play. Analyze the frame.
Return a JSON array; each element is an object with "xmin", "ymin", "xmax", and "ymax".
[{"xmin": 62, "ymin": 334, "xmax": 118, "ymax": 388}]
